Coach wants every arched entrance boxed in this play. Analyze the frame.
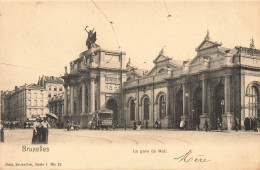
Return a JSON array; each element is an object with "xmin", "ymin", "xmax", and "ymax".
[
  {"xmin": 175, "ymin": 90, "xmax": 183, "ymax": 128},
  {"xmin": 106, "ymin": 99, "xmax": 118, "ymax": 122},
  {"xmin": 193, "ymin": 88, "xmax": 202, "ymax": 129},
  {"xmin": 212, "ymin": 84, "xmax": 224, "ymax": 130}
]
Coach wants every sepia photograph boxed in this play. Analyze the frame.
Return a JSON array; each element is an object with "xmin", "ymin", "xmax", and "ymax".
[{"xmin": 0, "ymin": 0, "xmax": 260, "ymax": 169}]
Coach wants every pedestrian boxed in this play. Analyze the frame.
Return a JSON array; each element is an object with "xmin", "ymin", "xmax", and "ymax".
[
  {"xmin": 184, "ymin": 121, "xmax": 188, "ymax": 130},
  {"xmin": 133, "ymin": 121, "xmax": 137, "ymax": 130},
  {"xmin": 205, "ymin": 120, "xmax": 209, "ymax": 132},
  {"xmin": 180, "ymin": 120, "xmax": 185, "ymax": 130},
  {"xmin": 67, "ymin": 120, "xmax": 70, "ymax": 131},
  {"xmin": 146, "ymin": 120, "xmax": 149, "ymax": 129},
  {"xmin": 76, "ymin": 122, "xmax": 80, "ymax": 131},
  {"xmin": 235, "ymin": 118, "xmax": 239, "ymax": 132},
  {"xmin": 10, "ymin": 121, "xmax": 13, "ymax": 130},
  {"xmin": 155, "ymin": 119, "xmax": 158, "ymax": 130},
  {"xmin": 217, "ymin": 118, "xmax": 221, "ymax": 131},
  {"xmin": 32, "ymin": 118, "xmax": 42, "ymax": 144},
  {"xmin": 71, "ymin": 121, "xmax": 74, "ymax": 130},
  {"xmin": 158, "ymin": 120, "xmax": 162, "ymax": 129},
  {"xmin": 41, "ymin": 118, "xmax": 51, "ymax": 144},
  {"xmin": 0, "ymin": 121, "xmax": 4, "ymax": 143}
]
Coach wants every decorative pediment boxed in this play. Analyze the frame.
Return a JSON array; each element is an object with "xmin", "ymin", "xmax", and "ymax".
[
  {"xmin": 196, "ymin": 31, "xmax": 222, "ymax": 52},
  {"xmin": 196, "ymin": 40, "xmax": 222, "ymax": 52},
  {"xmin": 153, "ymin": 54, "xmax": 171, "ymax": 64},
  {"xmin": 153, "ymin": 47, "xmax": 172, "ymax": 64}
]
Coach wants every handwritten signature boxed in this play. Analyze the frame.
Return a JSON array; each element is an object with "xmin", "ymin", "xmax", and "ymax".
[{"xmin": 174, "ymin": 150, "xmax": 211, "ymax": 163}]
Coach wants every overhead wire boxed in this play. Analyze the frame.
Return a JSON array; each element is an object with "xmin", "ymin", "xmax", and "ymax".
[
  {"xmin": 1, "ymin": 62, "xmax": 62, "ymax": 74},
  {"xmin": 90, "ymin": 0, "xmax": 121, "ymax": 50},
  {"xmin": 90, "ymin": 0, "xmax": 122, "ymax": 67}
]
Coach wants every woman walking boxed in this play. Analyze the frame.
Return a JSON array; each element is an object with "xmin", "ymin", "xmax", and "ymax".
[{"xmin": 41, "ymin": 118, "xmax": 51, "ymax": 144}]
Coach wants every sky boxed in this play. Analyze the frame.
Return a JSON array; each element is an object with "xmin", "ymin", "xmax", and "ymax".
[{"xmin": 0, "ymin": 0, "xmax": 259, "ymax": 91}]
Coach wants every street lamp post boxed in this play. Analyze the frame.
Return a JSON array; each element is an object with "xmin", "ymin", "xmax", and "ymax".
[
  {"xmin": 221, "ymin": 100, "xmax": 224, "ymax": 118},
  {"xmin": 220, "ymin": 100, "xmax": 224, "ymax": 131}
]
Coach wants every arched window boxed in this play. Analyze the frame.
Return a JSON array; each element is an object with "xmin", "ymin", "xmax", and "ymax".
[
  {"xmin": 144, "ymin": 98, "xmax": 150, "ymax": 120},
  {"xmin": 130, "ymin": 99, "xmax": 135, "ymax": 120},
  {"xmin": 248, "ymin": 86, "xmax": 259, "ymax": 117},
  {"xmin": 158, "ymin": 68, "xmax": 166, "ymax": 74},
  {"xmin": 159, "ymin": 95, "xmax": 166, "ymax": 119}
]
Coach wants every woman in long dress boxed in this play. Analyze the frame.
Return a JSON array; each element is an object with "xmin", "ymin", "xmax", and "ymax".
[
  {"xmin": 32, "ymin": 118, "xmax": 42, "ymax": 144},
  {"xmin": 41, "ymin": 118, "xmax": 51, "ymax": 144},
  {"xmin": 32, "ymin": 119, "xmax": 38, "ymax": 144}
]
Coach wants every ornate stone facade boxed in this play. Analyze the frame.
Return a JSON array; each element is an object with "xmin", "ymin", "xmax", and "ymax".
[
  {"xmin": 123, "ymin": 32, "xmax": 260, "ymax": 130},
  {"xmin": 63, "ymin": 31, "xmax": 260, "ymax": 130},
  {"xmin": 62, "ymin": 39, "xmax": 127, "ymax": 128}
]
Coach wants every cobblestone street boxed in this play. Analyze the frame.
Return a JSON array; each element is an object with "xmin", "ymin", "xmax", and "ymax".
[{"xmin": 1, "ymin": 129, "xmax": 260, "ymax": 170}]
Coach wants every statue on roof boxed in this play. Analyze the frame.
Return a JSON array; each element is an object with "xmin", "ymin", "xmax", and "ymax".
[
  {"xmin": 250, "ymin": 38, "xmax": 255, "ymax": 49},
  {"xmin": 204, "ymin": 30, "xmax": 210, "ymax": 41},
  {"xmin": 85, "ymin": 26, "xmax": 98, "ymax": 49},
  {"xmin": 126, "ymin": 58, "xmax": 131, "ymax": 67},
  {"xmin": 159, "ymin": 46, "xmax": 166, "ymax": 55}
]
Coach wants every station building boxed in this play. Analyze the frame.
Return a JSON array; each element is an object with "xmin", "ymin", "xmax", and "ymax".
[{"xmin": 63, "ymin": 31, "xmax": 260, "ymax": 130}]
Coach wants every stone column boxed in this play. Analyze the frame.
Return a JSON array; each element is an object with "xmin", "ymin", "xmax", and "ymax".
[
  {"xmin": 80, "ymin": 79, "xmax": 88, "ymax": 128},
  {"xmin": 202, "ymin": 78, "xmax": 207, "ymax": 114},
  {"xmin": 70, "ymin": 85, "xmax": 74, "ymax": 115},
  {"xmin": 81, "ymin": 80, "xmax": 86, "ymax": 114},
  {"xmin": 165, "ymin": 82, "xmax": 170, "ymax": 128},
  {"xmin": 199, "ymin": 75, "xmax": 211, "ymax": 130},
  {"xmin": 90, "ymin": 76, "xmax": 95, "ymax": 113},
  {"xmin": 64, "ymin": 85, "xmax": 68, "ymax": 115},
  {"xmin": 241, "ymin": 72, "xmax": 245, "ymax": 129},
  {"xmin": 181, "ymin": 79, "xmax": 190, "ymax": 128},
  {"xmin": 224, "ymin": 75, "xmax": 231, "ymax": 113},
  {"xmin": 182, "ymin": 82, "xmax": 187, "ymax": 115},
  {"xmin": 222, "ymin": 74, "xmax": 234, "ymax": 130}
]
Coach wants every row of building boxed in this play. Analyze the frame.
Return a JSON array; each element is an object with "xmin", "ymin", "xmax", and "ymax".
[
  {"xmin": 1, "ymin": 30, "xmax": 260, "ymax": 130},
  {"xmin": 0, "ymin": 76, "xmax": 64, "ymax": 122}
]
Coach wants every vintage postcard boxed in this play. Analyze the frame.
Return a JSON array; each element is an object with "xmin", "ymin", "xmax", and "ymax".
[{"xmin": 0, "ymin": 0, "xmax": 260, "ymax": 170}]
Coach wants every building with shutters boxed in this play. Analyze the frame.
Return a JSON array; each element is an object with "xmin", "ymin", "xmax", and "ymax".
[{"xmin": 1, "ymin": 84, "xmax": 49, "ymax": 121}]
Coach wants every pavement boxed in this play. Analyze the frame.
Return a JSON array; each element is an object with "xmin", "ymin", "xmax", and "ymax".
[{"xmin": 0, "ymin": 128, "xmax": 260, "ymax": 170}]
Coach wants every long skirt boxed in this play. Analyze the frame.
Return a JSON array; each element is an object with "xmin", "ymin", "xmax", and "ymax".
[
  {"xmin": 32, "ymin": 129, "xmax": 37, "ymax": 144},
  {"xmin": 35, "ymin": 127, "xmax": 42, "ymax": 144},
  {"xmin": 41, "ymin": 128, "xmax": 48, "ymax": 144},
  {"xmin": 1, "ymin": 129, "xmax": 4, "ymax": 142}
]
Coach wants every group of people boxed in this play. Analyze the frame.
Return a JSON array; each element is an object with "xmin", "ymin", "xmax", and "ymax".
[
  {"xmin": 132, "ymin": 120, "xmax": 141, "ymax": 130},
  {"xmin": 32, "ymin": 117, "xmax": 51, "ymax": 144},
  {"xmin": 155, "ymin": 119, "xmax": 162, "ymax": 129},
  {"xmin": 66, "ymin": 120, "xmax": 80, "ymax": 131},
  {"xmin": 132, "ymin": 120, "xmax": 161, "ymax": 130}
]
